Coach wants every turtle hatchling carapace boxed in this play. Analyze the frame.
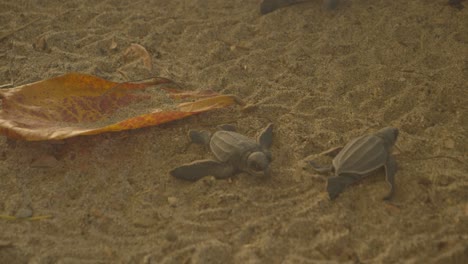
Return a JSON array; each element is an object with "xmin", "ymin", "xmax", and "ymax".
[{"xmin": 309, "ymin": 127, "xmax": 399, "ymax": 201}]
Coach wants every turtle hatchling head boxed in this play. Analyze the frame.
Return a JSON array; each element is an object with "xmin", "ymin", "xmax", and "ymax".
[
  {"xmin": 375, "ymin": 127, "xmax": 399, "ymax": 148},
  {"xmin": 247, "ymin": 151, "xmax": 271, "ymax": 177}
]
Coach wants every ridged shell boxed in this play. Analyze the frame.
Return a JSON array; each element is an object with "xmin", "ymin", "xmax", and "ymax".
[
  {"xmin": 333, "ymin": 134, "xmax": 388, "ymax": 176},
  {"xmin": 210, "ymin": 131, "xmax": 258, "ymax": 163}
]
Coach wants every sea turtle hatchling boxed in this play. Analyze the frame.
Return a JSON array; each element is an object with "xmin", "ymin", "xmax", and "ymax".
[
  {"xmin": 309, "ymin": 127, "xmax": 399, "ymax": 200},
  {"xmin": 170, "ymin": 123, "xmax": 274, "ymax": 181}
]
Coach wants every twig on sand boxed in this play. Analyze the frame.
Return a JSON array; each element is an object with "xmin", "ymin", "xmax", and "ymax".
[
  {"xmin": 117, "ymin": 69, "xmax": 130, "ymax": 81},
  {"xmin": 0, "ymin": 214, "xmax": 53, "ymax": 221},
  {"xmin": 413, "ymin": 155, "xmax": 466, "ymax": 165}
]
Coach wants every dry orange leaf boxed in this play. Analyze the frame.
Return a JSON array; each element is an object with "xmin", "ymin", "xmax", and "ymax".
[{"xmin": 0, "ymin": 73, "xmax": 241, "ymax": 141}]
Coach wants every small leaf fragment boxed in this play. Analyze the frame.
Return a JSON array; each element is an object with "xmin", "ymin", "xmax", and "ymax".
[
  {"xmin": 110, "ymin": 38, "xmax": 118, "ymax": 50},
  {"xmin": 123, "ymin": 43, "xmax": 153, "ymax": 71}
]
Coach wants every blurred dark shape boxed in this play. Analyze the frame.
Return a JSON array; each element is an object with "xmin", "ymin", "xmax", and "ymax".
[
  {"xmin": 323, "ymin": 0, "xmax": 339, "ymax": 10},
  {"xmin": 260, "ymin": 0, "xmax": 339, "ymax": 15},
  {"xmin": 448, "ymin": 0, "xmax": 465, "ymax": 10}
]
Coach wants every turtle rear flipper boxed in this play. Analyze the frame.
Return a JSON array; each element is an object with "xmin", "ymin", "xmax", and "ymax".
[
  {"xmin": 189, "ymin": 130, "xmax": 211, "ymax": 145},
  {"xmin": 217, "ymin": 124, "xmax": 237, "ymax": 132},
  {"xmin": 383, "ymin": 155, "xmax": 397, "ymax": 201},
  {"xmin": 320, "ymin": 146, "xmax": 343, "ymax": 158},
  {"xmin": 257, "ymin": 123, "xmax": 274, "ymax": 149},
  {"xmin": 170, "ymin": 159, "xmax": 235, "ymax": 181},
  {"xmin": 309, "ymin": 160, "xmax": 333, "ymax": 173}
]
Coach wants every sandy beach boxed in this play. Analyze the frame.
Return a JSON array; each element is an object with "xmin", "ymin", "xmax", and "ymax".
[{"xmin": 0, "ymin": 0, "xmax": 467, "ymax": 263}]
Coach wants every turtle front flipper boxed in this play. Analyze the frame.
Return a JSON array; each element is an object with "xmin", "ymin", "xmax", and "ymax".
[
  {"xmin": 383, "ymin": 154, "xmax": 397, "ymax": 201},
  {"xmin": 188, "ymin": 130, "xmax": 211, "ymax": 145},
  {"xmin": 326, "ymin": 174, "xmax": 359, "ymax": 200},
  {"xmin": 170, "ymin": 159, "xmax": 235, "ymax": 181},
  {"xmin": 257, "ymin": 123, "xmax": 274, "ymax": 149}
]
